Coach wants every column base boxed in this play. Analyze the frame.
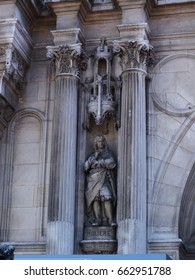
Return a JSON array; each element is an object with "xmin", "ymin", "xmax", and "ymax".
[
  {"xmin": 117, "ymin": 219, "xmax": 146, "ymax": 254},
  {"xmin": 47, "ymin": 221, "xmax": 74, "ymax": 254},
  {"xmin": 148, "ymin": 239, "xmax": 182, "ymax": 260}
]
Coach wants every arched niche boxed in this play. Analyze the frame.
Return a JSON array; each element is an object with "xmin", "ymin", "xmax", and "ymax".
[
  {"xmin": 0, "ymin": 109, "xmax": 47, "ymax": 253},
  {"xmin": 98, "ymin": 58, "xmax": 107, "ymax": 76}
]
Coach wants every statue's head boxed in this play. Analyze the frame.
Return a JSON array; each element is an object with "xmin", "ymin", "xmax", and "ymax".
[
  {"xmin": 94, "ymin": 135, "xmax": 107, "ymax": 150},
  {"xmin": 0, "ymin": 243, "xmax": 15, "ymax": 260}
]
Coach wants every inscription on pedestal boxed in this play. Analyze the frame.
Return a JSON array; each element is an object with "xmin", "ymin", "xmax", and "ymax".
[
  {"xmin": 80, "ymin": 226, "xmax": 117, "ymax": 254},
  {"xmin": 84, "ymin": 226, "xmax": 115, "ymax": 240},
  {"xmin": 80, "ymin": 240, "xmax": 117, "ymax": 254}
]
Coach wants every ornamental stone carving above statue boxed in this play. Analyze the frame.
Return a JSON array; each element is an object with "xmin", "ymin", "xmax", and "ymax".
[{"xmin": 84, "ymin": 38, "xmax": 121, "ymax": 130}]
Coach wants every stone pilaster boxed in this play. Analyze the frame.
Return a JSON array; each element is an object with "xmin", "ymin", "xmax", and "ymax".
[
  {"xmin": 0, "ymin": 13, "xmax": 32, "ymax": 244},
  {"xmin": 0, "ymin": 44, "xmax": 29, "ymax": 109},
  {"xmin": 114, "ymin": 39, "xmax": 154, "ymax": 253},
  {"xmin": 46, "ymin": 44, "xmax": 87, "ymax": 254},
  {"xmin": 0, "ymin": 16, "xmax": 33, "ymax": 109}
]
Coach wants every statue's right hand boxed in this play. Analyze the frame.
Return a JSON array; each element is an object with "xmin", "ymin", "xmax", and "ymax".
[{"xmin": 89, "ymin": 157, "xmax": 96, "ymax": 165}]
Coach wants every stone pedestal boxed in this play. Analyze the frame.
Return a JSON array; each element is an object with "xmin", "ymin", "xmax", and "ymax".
[{"xmin": 80, "ymin": 227, "xmax": 117, "ymax": 254}]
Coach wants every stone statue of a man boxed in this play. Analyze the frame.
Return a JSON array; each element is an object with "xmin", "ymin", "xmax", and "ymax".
[{"xmin": 84, "ymin": 135, "xmax": 116, "ymax": 227}]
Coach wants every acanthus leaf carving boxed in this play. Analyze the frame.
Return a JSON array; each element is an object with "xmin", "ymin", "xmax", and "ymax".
[
  {"xmin": 113, "ymin": 40, "xmax": 155, "ymax": 72},
  {"xmin": 0, "ymin": 44, "xmax": 28, "ymax": 90},
  {"xmin": 47, "ymin": 44, "xmax": 88, "ymax": 78}
]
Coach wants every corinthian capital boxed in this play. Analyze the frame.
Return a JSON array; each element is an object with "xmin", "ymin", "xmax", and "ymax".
[
  {"xmin": 0, "ymin": 44, "xmax": 28, "ymax": 90},
  {"xmin": 46, "ymin": 44, "xmax": 88, "ymax": 78},
  {"xmin": 113, "ymin": 40, "xmax": 154, "ymax": 72}
]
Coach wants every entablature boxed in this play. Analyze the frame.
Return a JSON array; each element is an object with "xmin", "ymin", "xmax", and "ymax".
[{"xmin": 146, "ymin": 0, "xmax": 195, "ymax": 17}]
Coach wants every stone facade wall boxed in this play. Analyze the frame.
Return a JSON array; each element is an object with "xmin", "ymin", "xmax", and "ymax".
[{"xmin": 1, "ymin": 0, "xmax": 195, "ymax": 259}]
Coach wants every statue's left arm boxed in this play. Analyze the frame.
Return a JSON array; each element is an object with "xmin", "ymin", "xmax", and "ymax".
[{"xmin": 102, "ymin": 157, "xmax": 116, "ymax": 170}]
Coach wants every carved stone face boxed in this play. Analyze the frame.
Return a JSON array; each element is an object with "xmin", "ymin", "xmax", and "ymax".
[{"xmin": 96, "ymin": 136, "xmax": 105, "ymax": 149}]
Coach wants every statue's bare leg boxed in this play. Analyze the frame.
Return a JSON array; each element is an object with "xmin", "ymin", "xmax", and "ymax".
[
  {"xmin": 104, "ymin": 200, "xmax": 116, "ymax": 226},
  {"xmin": 101, "ymin": 200, "xmax": 107, "ymax": 225},
  {"xmin": 104, "ymin": 200, "xmax": 112, "ymax": 220},
  {"xmin": 92, "ymin": 200, "xmax": 101, "ymax": 226}
]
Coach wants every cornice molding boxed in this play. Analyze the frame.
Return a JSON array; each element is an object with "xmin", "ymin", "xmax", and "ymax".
[
  {"xmin": 117, "ymin": 23, "xmax": 151, "ymax": 40},
  {"xmin": 79, "ymin": 9, "xmax": 121, "ymax": 24},
  {"xmin": 0, "ymin": 19, "xmax": 33, "ymax": 64},
  {"xmin": 0, "ymin": 1, "xmax": 16, "ymax": 5},
  {"xmin": 157, "ymin": 0, "xmax": 195, "ymax": 5},
  {"xmin": 44, "ymin": 0, "xmax": 82, "ymax": 14},
  {"xmin": 45, "ymin": 0, "xmax": 121, "ymax": 24},
  {"xmin": 51, "ymin": 28, "xmax": 85, "ymax": 45},
  {"xmin": 15, "ymin": 0, "xmax": 47, "ymax": 31},
  {"xmin": 145, "ymin": 0, "xmax": 195, "ymax": 18},
  {"xmin": 151, "ymin": 31, "xmax": 195, "ymax": 42},
  {"xmin": 116, "ymin": 0, "xmax": 146, "ymax": 9}
]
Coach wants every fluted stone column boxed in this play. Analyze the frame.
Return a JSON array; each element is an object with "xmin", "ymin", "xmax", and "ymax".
[
  {"xmin": 46, "ymin": 44, "xmax": 87, "ymax": 254},
  {"xmin": 114, "ymin": 40, "xmax": 154, "ymax": 254}
]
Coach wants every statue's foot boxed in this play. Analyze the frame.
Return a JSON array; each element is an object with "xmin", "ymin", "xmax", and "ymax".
[
  {"xmin": 111, "ymin": 222, "xmax": 117, "ymax": 227},
  {"xmin": 102, "ymin": 218, "xmax": 108, "ymax": 226},
  {"xmin": 92, "ymin": 219, "xmax": 101, "ymax": 226},
  {"xmin": 92, "ymin": 222, "xmax": 99, "ymax": 226},
  {"xmin": 108, "ymin": 219, "xmax": 117, "ymax": 227}
]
